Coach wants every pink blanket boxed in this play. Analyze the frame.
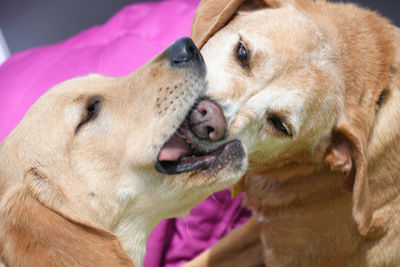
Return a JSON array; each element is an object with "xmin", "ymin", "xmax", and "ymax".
[{"xmin": 0, "ymin": 0, "xmax": 251, "ymax": 266}]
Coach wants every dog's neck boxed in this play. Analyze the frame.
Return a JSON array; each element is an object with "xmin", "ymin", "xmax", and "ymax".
[
  {"xmin": 245, "ymin": 153, "xmax": 400, "ymax": 265},
  {"xmin": 245, "ymin": 166, "xmax": 362, "ymax": 265},
  {"xmin": 111, "ymin": 209, "xmax": 160, "ymax": 267},
  {"xmin": 245, "ymin": 163, "xmax": 345, "ymax": 212}
]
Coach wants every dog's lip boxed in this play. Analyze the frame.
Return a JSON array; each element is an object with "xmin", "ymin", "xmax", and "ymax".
[
  {"xmin": 156, "ymin": 121, "xmax": 245, "ymax": 174},
  {"xmin": 155, "ymin": 139, "xmax": 243, "ymax": 174},
  {"xmin": 156, "ymin": 98, "xmax": 245, "ymax": 175}
]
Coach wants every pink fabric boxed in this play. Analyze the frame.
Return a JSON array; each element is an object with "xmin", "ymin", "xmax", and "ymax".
[
  {"xmin": 158, "ymin": 190, "xmax": 251, "ymax": 267},
  {"xmin": 0, "ymin": 0, "xmax": 251, "ymax": 266},
  {"xmin": 0, "ymin": 0, "xmax": 200, "ymax": 142}
]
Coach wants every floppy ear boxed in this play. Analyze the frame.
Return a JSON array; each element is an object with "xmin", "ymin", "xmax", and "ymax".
[
  {"xmin": 324, "ymin": 26, "xmax": 400, "ymax": 237},
  {"xmin": 325, "ymin": 122, "xmax": 374, "ymax": 237},
  {"xmin": 191, "ymin": 0, "xmax": 290, "ymax": 49},
  {"xmin": 191, "ymin": 0, "xmax": 246, "ymax": 49},
  {"xmin": 0, "ymin": 168, "xmax": 133, "ymax": 266}
]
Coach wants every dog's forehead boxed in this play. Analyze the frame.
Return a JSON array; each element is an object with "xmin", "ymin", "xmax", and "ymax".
[
  {"xmin": 203, "ymin": 6, "xmax": 338, "ymax": 90},
  {"xmin": 58, "ymin": 74, "xmax": 113, "ymax": 96},
  {"xmin": 203, "ymin": 6, "xmax": 335, "ymax": 81},
  {"xmin": 234, "ymin": 7, "xmax": 328, "ymax": 55}
]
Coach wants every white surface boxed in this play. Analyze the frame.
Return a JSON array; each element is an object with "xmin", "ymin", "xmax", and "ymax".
[{"xmin": 0, "ymin": 28, "xmax": 10, "ymax": 65}]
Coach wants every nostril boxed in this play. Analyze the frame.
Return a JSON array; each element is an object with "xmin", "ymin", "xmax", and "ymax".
[
  {"xmin": 167, "ymin": 38, "xmax": 200, "ymax": 66},
  {"xmin": 206, "ymin": 126, "xmax": 214, "ymax": 135},
  {"xmin": 188, "ymin": 45, "xmax": 195, "ymax": 55},
  {"xmin": 189, "ymin": 100, "xmax": 227, "ymax": 141}
]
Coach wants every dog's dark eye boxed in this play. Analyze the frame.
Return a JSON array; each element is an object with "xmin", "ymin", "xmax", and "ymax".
[
  {"xmin": 268, "ymin": 116, "xmax": 292, "ymax": 137},
  {"xmin": 76, "ymin": 97, "xmax": 101, "ymax": 132},
  {"xmin": 236, "ymin": 41, "xmax": 250, "ymax": 67},
  {"xmin": 376, "ymin": 89, "xmax": 388, "ymax": 108}
]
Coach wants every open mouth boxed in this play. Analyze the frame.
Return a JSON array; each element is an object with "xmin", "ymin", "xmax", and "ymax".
[{"xmin": 155, "ymin": 123, "xmax": 243, "ymax": 174}]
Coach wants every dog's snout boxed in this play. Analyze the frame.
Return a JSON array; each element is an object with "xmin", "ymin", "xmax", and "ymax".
[
  {"xmin": 190, "ymin": 100, "xmax": 227, "ymax": 141},
  {"xmin": 167, "ymin": 37, "xmax": 201, "ymax": 67}
]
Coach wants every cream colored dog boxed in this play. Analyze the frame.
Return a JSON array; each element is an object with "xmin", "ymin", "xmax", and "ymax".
[
  {"xmin": 0, "ymin": 38, "xmax": 247, "ymax": 267},
  {"xmin": 185, "ymin": 0, "xmax": 400, "ymax": 266}
]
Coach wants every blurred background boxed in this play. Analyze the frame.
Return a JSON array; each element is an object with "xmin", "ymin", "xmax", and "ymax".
[{"xmin": 0, "ymin": 0, "xmax": 399, "ymax": 62}]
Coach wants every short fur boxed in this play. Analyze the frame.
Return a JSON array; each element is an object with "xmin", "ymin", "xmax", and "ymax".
[
  {"xmin": 0, "ymin": 44, "xmax": 247, "ymax": 266},
  {"xmin": 186, "ymin": 0, "xmax": 400, "ymax": 265}
]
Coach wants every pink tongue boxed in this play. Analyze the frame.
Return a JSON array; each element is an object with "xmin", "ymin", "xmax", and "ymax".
[{"xmin": 158, "ymin": 134, "xmax": 192, "ymax": 161}]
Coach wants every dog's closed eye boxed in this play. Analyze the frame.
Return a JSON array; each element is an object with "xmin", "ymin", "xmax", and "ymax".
[
  {"xmin": 376, "ymin": 89, "xmax": 389, "ymax": 108},
  {"xmin": 76, "ymin": 96, "xmax": 101, "ymax": 132},
  {"xmin": 267, "ymin": 115, "xmax": 293, "ymax": 137}
]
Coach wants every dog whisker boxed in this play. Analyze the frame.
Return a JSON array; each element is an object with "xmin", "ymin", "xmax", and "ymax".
[{"xmin": 184, "ymin": 217, "xmax": 195, "ymax": 242}]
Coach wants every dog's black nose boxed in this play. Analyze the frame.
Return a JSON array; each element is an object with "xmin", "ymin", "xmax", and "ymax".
[{"xmin": 167, "ymin": 37, "xmax": 201, "ymax": 67}]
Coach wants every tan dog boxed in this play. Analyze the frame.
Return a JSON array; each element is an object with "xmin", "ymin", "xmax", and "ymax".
[
  {"xmin": 0, "ymin": 38, "xmax": 247, "ymax": 267},
  {"xmin": 185, "ymin": 0, "xmax": 400, "ymax": 266}
]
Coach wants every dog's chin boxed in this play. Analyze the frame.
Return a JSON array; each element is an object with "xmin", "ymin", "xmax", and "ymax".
[{"xmin": 155, "ymin": 116, "xmax": 245, "ymax": 175}]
